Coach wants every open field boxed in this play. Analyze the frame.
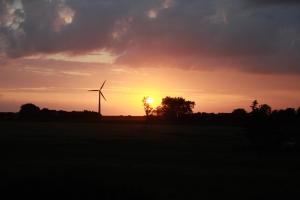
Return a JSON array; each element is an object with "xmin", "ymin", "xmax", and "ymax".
[{"xmin": 1, "ymin": 121, "xmax": 300, "ymax": 199}]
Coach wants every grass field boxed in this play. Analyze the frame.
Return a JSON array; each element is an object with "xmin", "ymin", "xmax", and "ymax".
[{"xmin": 1, "ymin": 121, "xmax": 300, "ymax": 199}]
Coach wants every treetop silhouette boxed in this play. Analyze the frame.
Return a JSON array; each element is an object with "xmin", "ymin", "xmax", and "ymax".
[{"xmin": 142, "ymin": 96, "xmax": 153, "ymax": 118}]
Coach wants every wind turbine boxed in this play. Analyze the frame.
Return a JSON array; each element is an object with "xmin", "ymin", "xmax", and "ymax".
[{"xmin": 88, "ymin": 80, "xmax": 107, "ymax": 116}]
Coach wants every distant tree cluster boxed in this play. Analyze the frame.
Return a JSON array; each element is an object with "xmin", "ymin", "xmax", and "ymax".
[
  {"xmin": 143, "ymin": 96, "xmax": 195, "ymax": 120},
  {"xmin": 18, "ymin": 103, "xmax": 99, "ymax": 121},
  {"xmin": 141, "ymin": 97, "xmax": 300, "ymax": 150},
  {"xmin": 158, "ymin": 97, "xmax": 195, "ymax": 119},
  {"xmin": 245, "ymin": 100, "xmax": 300, "ymax": 150}
]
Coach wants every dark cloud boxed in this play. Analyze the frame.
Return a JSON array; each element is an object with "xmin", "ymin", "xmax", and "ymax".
[
  {"xmin": 0, "ymin": 0, "xmax": 300, "ymax": 74},
  {"xmin": 249, "ymin": 0, "xmax": 300, "ymax": 5}
]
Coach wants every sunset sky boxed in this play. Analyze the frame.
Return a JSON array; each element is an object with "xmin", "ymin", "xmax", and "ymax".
[{"xmin": 0, "ymin": 0, "xmax": 300, "ymax": 115}]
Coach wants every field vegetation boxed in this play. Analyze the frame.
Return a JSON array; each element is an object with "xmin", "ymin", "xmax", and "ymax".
[{"xmin": 1, "ymin": 121, "xmax": 300, "ymax": 199}]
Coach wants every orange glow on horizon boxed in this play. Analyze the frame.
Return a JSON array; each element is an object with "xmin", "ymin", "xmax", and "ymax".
[{"xmin": 1, "ymin": 60, "xmax": 300, "ymax": 115}]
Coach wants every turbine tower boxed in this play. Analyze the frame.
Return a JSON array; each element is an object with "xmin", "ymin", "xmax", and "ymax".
[{"xmin": 88, "ymin": 80, "xmax": 107, "ymax": 116}]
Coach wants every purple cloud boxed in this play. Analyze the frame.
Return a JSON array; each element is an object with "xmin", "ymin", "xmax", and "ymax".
[{"xmin": 0, "ymin": 0, "xmax": 299, "ymax": 74}]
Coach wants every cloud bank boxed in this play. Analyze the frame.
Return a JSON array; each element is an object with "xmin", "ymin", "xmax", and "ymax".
[{"xmin": 0, "ymin": 0, "xmax": 300, "ymax": 73}]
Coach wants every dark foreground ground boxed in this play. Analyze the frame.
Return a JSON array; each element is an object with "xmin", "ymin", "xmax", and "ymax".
[{"xmin": 1, "ymin": 121, "xmax": 300, "ymax": 199}]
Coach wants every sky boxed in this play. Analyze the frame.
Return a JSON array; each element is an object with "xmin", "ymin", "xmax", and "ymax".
[{"xmin": 0, "ymin": 0, "xmax": 300, "ymax": 115}]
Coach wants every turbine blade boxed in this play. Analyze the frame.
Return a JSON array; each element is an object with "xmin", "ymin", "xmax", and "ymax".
[
  {"xmin": 100, "ymin": 80, "xmax": 106, "ymax": 90},
  {"xmin": 88, "ymin": 90, "xmax": 99, "ymax": 91},
  {"xmin": 100, "ymin": 91, "xmax": 107, "ymax": 101}
]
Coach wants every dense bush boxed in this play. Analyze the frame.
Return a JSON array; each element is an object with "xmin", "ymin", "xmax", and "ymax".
[{"xmin": 19, "ymin": 103, "xmax": 40, "ymax": 119}]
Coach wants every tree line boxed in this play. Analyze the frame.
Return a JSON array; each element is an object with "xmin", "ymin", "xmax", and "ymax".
[
  {"xmin": 142, "ymin": 97, "xmax": 300, "ymax": 150},
  {"xmin": 15, "ymin": 103, "xmax": 99, "ymax": 122},
  {"xmin": 143, "ymin": 97, "xmax": 300, "ymax": 122},
  {"xmin": 0, "ymin": 97, "xmax": 299, "ymax": 149}
]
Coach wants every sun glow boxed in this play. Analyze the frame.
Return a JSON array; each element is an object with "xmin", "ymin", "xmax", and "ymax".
[{"xmin": 146, "ymin": 97, "xmax": 154, "ymax": 105}]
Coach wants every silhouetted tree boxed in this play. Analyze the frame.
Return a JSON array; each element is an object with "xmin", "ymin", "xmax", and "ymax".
[
  {"xmin": 250, "ymin": 100, "xmax": 259, "ymax": 112},
  {"xmin": 153, "ymin": 106, "xmax": 163, "ymax": 116},
  {"xmin": 245, "ymin": 101, "xmax": 298, "ymax": 149},
  {"xmin": 285, "ymin": 108, "xmax": 296, "ymax": 116},
  {"xmin": 232, "ymin": 108, "xmax": 247, "ymax": 124},
  {"xmin": 160, "ymin": 96, "xmax": 195, "ymax": 120},
  {"xmin": 142, "ymin": 97, "xmax": 153, "ymax": 118},
  {"xmin": 249, "ymin": 101, "xmax": 272, "ymax": 118},
  {"xmin": 232, "ymin": 108, "xmax": 247, "ymax": 116},
  {"xmin": 258, "ymin": 104, "xmax": 272, "ymax": 116},
  {"xmin": 19, "ymin": 103, "xmax": 40, "ymax": 119}
]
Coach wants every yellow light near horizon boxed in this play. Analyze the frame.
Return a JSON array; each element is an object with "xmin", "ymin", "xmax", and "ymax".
[{"xmin": 146, "ymin": 97, "xmax": 154, "ymax": 105}]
